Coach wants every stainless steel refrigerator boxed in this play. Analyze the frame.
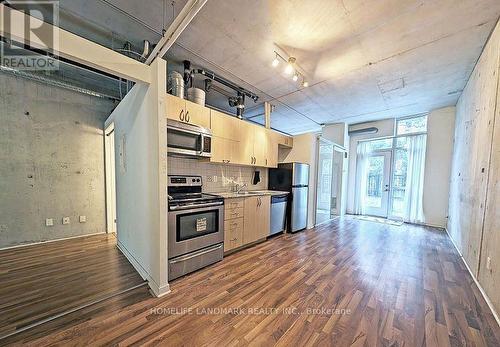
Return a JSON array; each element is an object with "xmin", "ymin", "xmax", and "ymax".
[{"xmin": 268, "ymin": 162, "xmax": 309, "ymax": 233}]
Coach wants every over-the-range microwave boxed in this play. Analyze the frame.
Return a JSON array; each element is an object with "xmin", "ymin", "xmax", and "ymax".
[{"xmin": 167, "ymin": 118, "xmax": 212, "ymax": 158}]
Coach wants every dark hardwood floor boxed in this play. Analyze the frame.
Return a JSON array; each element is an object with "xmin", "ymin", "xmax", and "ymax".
[
  {"xmin": 0, "ymin": 233, "xmax": 146, "ymax": 340},
  {"xmin": 2, "ymin": 218, "xmax": 500, "ymax": 346}
]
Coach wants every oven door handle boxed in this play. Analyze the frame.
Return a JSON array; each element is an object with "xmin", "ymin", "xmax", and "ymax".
[
  {"xmin": 170, "ymin": 201, "xmax": 223, "ymax": 210},
  {"xmin": 170, "ymin": 244, "xmax": 223, "ymax": 264}
]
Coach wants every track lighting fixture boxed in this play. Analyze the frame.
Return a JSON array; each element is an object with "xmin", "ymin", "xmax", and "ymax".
[
  {"xmin": 284, "ymin": 57, "xmax": 295, "ymax": 75},
  {"xmin": 271, "ymin": 51, "xmax": 308, "ymax": 88},
  {"xmin": 272, "ymin": 53, "xmax": 279, "ymax": 67}
]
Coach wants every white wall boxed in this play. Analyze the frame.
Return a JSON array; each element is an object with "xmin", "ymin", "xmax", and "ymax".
[
  {"xmin": 322, "ymin": 123, "xmax": 348, "ymax": 148},
  {"xmin": 422, "ymin": 107, "xmax": 456, "ymax": 227},
  {"xmin": 281, "ymin": 133, "xmax": 318, "ymax": 229},
  {"xmin": 346, "ymin": 119, "xmax": 395, "ymax": 213},
  {"xmin": 105, "ymin": 59, "xmax": 169, "ymax": 297}
]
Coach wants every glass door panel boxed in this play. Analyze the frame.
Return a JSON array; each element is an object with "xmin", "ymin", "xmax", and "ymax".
[
  {"xmin": 316, "ymin": 141, "xmax": 334, "ymax": 225},
  {"xmin": 364, "ymin": 151, "xmax": 392, "ymax": 217}
]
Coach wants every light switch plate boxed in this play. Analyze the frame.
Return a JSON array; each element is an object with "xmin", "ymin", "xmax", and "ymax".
[
  {"xmin": 486, "ymin": 257, "xmax": 492, "ymax": 270},
  {"xmin": 62, "ymin": 217, "xmax": 70, "ymax": 225},
  {"xmin": 79, "ymin": 215, "xmax": 87, "ymax": 223},
  {"xmin": 46, "ymin": 218, "xmax": 54, "ymax": 227}
]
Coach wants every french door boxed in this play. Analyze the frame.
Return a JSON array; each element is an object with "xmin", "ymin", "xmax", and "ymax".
[{"xmin": 364, "ymin": 151, "xmax": 392, "ymax": 217}]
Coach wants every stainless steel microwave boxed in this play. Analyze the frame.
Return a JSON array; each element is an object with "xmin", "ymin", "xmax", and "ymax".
[{"xmin": 167, "ymin": 118, "xmax": 212, "ymax": 158}]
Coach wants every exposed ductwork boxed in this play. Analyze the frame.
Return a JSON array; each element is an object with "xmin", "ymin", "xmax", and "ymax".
[{"xmin": 186, "ymin": 61, "xmax": 259, "ymax": 118}]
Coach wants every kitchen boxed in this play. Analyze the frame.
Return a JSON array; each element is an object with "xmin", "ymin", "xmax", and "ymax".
[{"xmin": 165, "ymin": 86, "xmax": 312, "ymax": 279}]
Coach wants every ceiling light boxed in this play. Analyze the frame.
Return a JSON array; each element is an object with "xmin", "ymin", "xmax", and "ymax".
[
  {"xmin": 284, "ymin": 57, "xmax": 296, "ymax": 75},
  {"xmin": 292, "ymin": 73, "xmax": 298, "ymax": 82},
  {"xmin": 272, "ymin": 54, "xmax": 279, "ymax": 67}
]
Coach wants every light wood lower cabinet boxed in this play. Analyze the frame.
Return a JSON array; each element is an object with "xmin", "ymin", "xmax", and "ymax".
[
  {"xmin": 243, "ymin": 196, "xmax": 270, "ymax": 245},
  {"xmin": 223, "ymin": 196, "xmax": 270, "ymax": 252},
  {"xmin": 224, "ymin": 218, "xmax": 243, "ymax": 252}
]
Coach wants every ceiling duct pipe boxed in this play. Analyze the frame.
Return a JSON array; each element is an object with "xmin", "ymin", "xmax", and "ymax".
[
  {"xmin": 189, "ymin": 66, "xmax": 258, "ymax": 102},
  {"xmin": 188, "ymin": 63, "xmax": 259, "ymax": 118}
]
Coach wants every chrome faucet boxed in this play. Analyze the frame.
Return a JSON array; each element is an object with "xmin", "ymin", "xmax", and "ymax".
[{"xmin": 235, "ymin": 183, "xmax": 247, "ymax": 194}]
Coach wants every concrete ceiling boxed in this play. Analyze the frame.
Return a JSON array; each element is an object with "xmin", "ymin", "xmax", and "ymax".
[
  {"xmin": 20, "ymin": 0, "xmax": 500, "ymax": 134},
  {"xmin": 167, "ymin": 0, "xmax": 500, "ymax": 133}
]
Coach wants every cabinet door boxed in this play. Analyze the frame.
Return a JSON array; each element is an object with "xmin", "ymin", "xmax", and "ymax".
[
  {"xmin": 224, "ymin": 218, "xmax": 243, "ymax": 252},
  {"xmin": 243, "ymin": 196, "xmax": 270, "ymax": 244},
  {"xmin": 185, "ymin": 100, "xmax": 210, "ymax": 128},
  {"xmin": 243, "ymin": 197, "xmax": 258, "ymax": 244},
  {"xmin": 256, "ymin": 195, "xmax": 270, "ymax": 239},
  {"xmin": 239, "ymin": 121, "xmax": 255, "ymax": 166},
  {"xmin": 253, "ymin": 126, "xmax": 268, "ymax": 167},
  {"xmin": 265, "ymin": 130, "xmax": 279, "ymax": 168},
  {"xmin": 166, "ymin": 94, "xmax": 186, "ymax": 122},
  {"xmin": 210, "ymin": 136, "xmax": 229, "ymax": 164}
]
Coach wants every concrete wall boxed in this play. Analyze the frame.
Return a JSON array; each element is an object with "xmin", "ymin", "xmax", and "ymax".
[
  {"xmin": 0, "ymin": 72, "xmax": 115, "ymax": 248},
  {"xmin": 281, "ymin": 133, "xmax": 318, "ymax": 229},
  {"xmin": 423, "ymin": 107, "xmax": 456, "ymax": 227},
  {"xmin": 448, "ymin": 20, "xmax": 500, "ymax": 315},
  {"xmin": 105, "ymin": 59, "xmax": 169, "ymax": 297}
]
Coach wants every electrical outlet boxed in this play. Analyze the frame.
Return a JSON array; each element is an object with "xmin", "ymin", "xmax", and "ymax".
[
  {"xmin": 79, "ymin": 215, "xmax": 87, "ymax": 223},
  {"xmin": 62, "ymin": 217, "xmax": 70, "ymax": 225},
  {"xmin": 46, "ymin": 218, "xmax": 54, "ymax": 227},
  {"xmin": 206, "ymin": 176, "xmax": 213, "ymax": 182},
  {"xmin": 486, "ymin": 257, "xmax": 492, "ymax": 271},
  {"xmin": 213, "ymin": 175, "xmax": 218, "ymax": 183}
]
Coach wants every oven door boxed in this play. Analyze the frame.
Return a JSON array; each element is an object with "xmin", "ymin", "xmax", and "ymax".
[{"xmin": 168, "ymin": 202, "xmax": 224, "ymax": 258}]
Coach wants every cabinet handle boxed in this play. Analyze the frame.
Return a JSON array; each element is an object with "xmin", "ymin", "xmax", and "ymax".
[
  {"xmin": 230, "ymin": 238, "xmax": 237, "ymax": 242},
  {"xmin": 266, "ymin": 159, "xmax": 268, "ymax": 166},
  {"xmin": 179, "ymin": 109, "xmax": 184, "ymax": 121},
  {"xmin": 185, "ymin": 111, "xmax": 190, "ymax": 123}
]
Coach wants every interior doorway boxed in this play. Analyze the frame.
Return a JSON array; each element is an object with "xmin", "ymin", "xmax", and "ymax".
[{"xmin": 315, "ymin": 138, "xmax": 345, "ymax": 225}]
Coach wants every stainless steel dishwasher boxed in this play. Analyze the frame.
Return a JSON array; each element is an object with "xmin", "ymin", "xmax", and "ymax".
[{"xmin": 270, "ymin": 194, "xmax": 288, "ymax": 236}]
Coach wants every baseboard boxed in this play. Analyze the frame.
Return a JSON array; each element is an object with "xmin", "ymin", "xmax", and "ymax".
[
  {"xmin": 0, "ymin": 232, "xmax": 106, "ymax": 251},
  {"xmin": 445, "ymin": 228, "xmax": 500, "ymax": 328},
  {"xmin": 116, "ymin": 241, "xmax": 171, "ymax": 298}
]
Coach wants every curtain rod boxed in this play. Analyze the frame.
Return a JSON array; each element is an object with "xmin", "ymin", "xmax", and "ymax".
[{"xmin": 356, "ymin": 131, "xmax": 427, "ymax": 143}]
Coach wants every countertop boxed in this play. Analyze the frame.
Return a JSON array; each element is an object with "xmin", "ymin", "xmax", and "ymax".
[{"xmin": 214, "ymin": 190, "xmax": 289, "ymax": 199}]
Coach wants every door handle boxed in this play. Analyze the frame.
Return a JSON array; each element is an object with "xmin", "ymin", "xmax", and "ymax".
[
  {"xmin": 185, "ymin": 111, "xmax": 190, "ymax": 123},
  {"xmin": 179, "ymin": 109, "xmax": 184, "ymax": 121}
]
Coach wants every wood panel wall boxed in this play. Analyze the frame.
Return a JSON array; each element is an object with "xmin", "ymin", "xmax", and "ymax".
[{"xmin": 448, "ymin": 20, "xmax": 500, "ymax": 314}]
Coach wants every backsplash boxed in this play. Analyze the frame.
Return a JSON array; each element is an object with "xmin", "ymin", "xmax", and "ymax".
[{"xmin": 167, "ymin": 157, "xmax": 268, "ymax": 193}]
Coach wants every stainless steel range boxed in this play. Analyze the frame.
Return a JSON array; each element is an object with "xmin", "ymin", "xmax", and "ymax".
[{"xmin": 168, "ymin": 175, "xmax": 224, "ymax": 280}]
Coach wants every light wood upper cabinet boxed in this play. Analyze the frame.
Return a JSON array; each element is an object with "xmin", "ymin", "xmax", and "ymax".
[
  {"xmin": 165, "ymin": 93, "xmax": 185, "ymax": 121},
  {"xmin": 210, "ymin": 110, "xmax": 241, "ymax": 164},
  {"xmin": 243, "ymin": 196, "xmax": 270, "ymax": 244},
  {"xmin": 238, "ymin": 120, "xmax": 256, "ymax": 166},
  {"xmin": 165, "ymin": 94, "xmax": 210, "ymax": 129},
  {"xmin": 185, "ymin": 99, "xmax": 210, "ymax": 128},
  {"xmin": 209, "ymin": 109, "xmax": 292, "ymax": 168}
]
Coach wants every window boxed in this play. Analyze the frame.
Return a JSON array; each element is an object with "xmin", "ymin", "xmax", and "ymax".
[
  {"xmin": 396, "ymin": 115, "xmax": 427, "ymax": 135},
  {"xmin": 366, "ymin": 138, "xmax": 393, "ymax": 152}
]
